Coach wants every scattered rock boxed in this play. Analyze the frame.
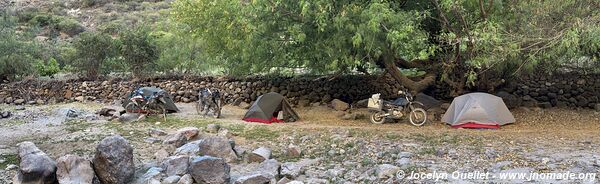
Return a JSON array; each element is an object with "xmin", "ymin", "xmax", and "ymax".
[
  {"xmin": 254, "ymin": 159, "xmax": 280, "ymax": 179},
  {"xmin": 397, "ymin": 152, "xmax": 413, "ymax": 159},
  {"xmin": 75, "ymin": 96, "xmax": 85, "ymax": 102},
  {"xmin": 15, "ymin": 106, "xmax": 25, "ymax": 111},
  {"xmin": 118, "ymin": 113, "xmax": 141, "ymax": 123},
  {"xmin": 56, "ymin": 155, "xmax": 95, "ymax": 184},
  {"xmin": 375, "ymin": 164, "xmax": 399, "ymax": 179},
  {"xmin": 233, "ymin": 173, "xmax": 272, "ymax": 184},
  {"xmin": 281, "ymin": 159, "xmax": 318, "ymax": 178},
  {"xmin": 92, "ymin": 135, "xmax": 135, "ymax": 184},
  {"xmin": 155, "ymin": 149, "xmax": 170, "ymax": 162},
  {"xmin": 149, "ymin": 128, "xmax": 168, "ymax": 137},
  {"xmin": 395, "ymin": 158, "xmax": 410, "ymax": 168},
  {"xmin": 145, "ymin": 137, "xmax": 162, "ymax": 144},
  {"xmin": 173, "ymin": 142, "xmax": 200, "ymax": 156},
  {"xmin": 217, "ymin": 128, "xmax": 232, "ymax": 138},
  {"xmin": 330, "ymin": 99, "xmax": 349, "ymax": 111},
  {"xmin": 249, "ymin": 147, "xmax": 272, "ymax": 163},
  {"xmin": 13, "ymin": 142, "xmax": 58, "ymax": 184},
  {"xmin": 207, "ymin": 124, "xmax": 221, "ymax": 133},
  {"xmin": 162, "ymin": 175, "xmax": 181, "ymax": 184},
  {"xmin": 5, "ymin": 164, "xmax": 17, "ymax": 170},
  {"xmin": 0, "ymin": 111, "xmax": 11, "ymax": 118},
  {"xmin": 163, "ymin": 127, "xmax": 200, "ymax": 147},
  {"xmin": 177, "ymin": 174, "xmax": 193, "ymax": 184},
  {"xmin": 340, "ymin": 112, "xmax": 363, "ymax": 120},
  {"xmin": 594, "ymin": 103, "xmax": 600, "ymax": 111},
  {"xmin": 277, "ymin": 177, "xmax": 291, "ymax": 184},
  {"xmin": 285, "ymin": 144, "xmax": 301, "ymax": 158},
  {"xmin": 197, "ymin": 137, "xmax": 238, "ymax": 163},
  {"xmin": 14, "ymin": 99, "xmax": 25, "ymax": 105},
  {"xmin": 189, "ymin": 156, "xmax": 231, "ymax": 184},
  {"xmin": 161, "ymin": 155, "xmax": 189, "ymax": 176},
  {"xmin": 136, "ymin": 167, "xmax": 164, "ymax": 184}
]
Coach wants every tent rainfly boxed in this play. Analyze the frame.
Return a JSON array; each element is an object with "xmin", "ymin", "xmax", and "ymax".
[
  {"xmin": 122, "ymin": 87, "xmax": 180, "ymax": 113},
  {"xmin": 243, "ymin": 92, "xmax": 300, "ymax": 124},
  {"xmin": 442, "ymin": 92, "xmax": 515, "ymax": 129}
]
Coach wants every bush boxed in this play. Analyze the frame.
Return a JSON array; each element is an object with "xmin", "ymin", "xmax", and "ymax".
[
  {"xmin": 28, "ymin": 14, "xmax": 53, "ymax": 26},
  {"xmin": 56, "ymin": 18, "xmax": 84, "ymax": 36},
  {"xmin": 0, "ymin": 14, "xmax": 41, "ymax": 80},
  {"xmin": 72, "ymin": 31, "xmax": 119, "ymax": 79},
  {"xmin": 35, "ymin": 58, "xmax": 61, "ymax": 77},
  {"xmin": 120, "ymin": 26, "xmax": 159, "ymax": 78}
]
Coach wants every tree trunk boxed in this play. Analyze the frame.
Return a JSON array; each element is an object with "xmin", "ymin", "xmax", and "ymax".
[{"xmin": 382, "ymin": 53, "xmax": 435, "ymax": 94}]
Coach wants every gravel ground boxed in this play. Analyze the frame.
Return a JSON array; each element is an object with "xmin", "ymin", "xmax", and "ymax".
[{"xmin": 0, "ymin": 102, "xmax": 599, "ymax": 183}]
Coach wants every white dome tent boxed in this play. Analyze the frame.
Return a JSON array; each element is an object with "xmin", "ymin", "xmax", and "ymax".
[{"xmin": 442, "ymin": 92, "xmax": 516, "ymax": 129}]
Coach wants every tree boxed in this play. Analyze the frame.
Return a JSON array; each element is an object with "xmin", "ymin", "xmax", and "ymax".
[
  {"xmin": 120, "ymin": 26, "xmax": 160, "ymax": 78},
  {"xmin": 173, "ymin": 0, "xmax": 436, "ymax": 93},
  {"xmin": 72, "ymin": 31, "xmax": 118, "ymax": 79},
  {"xmin": 430, "ymin": 0, "xmax": 600, "ymax": 95},
  {"xmin": 173, "ymin": 0, "xmax": 600, "ymax": 95}
]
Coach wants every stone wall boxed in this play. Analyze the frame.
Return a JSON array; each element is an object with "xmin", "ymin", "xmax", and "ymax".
[
  {"xmin": 502, "ymin": 74, "xmax": 600, "ymax": 109},
  {"xmin": 1, "ymin": 74, "xmax": 599, "ymax": 109},
  {"xmin": 0, "ymin": 75, "xmax": 405, "ymax": 106}
]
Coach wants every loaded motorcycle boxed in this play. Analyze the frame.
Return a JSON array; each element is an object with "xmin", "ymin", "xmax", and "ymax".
[{"xmin": 367, "ymin": 90, "xmax": 428, "ymax": 126}]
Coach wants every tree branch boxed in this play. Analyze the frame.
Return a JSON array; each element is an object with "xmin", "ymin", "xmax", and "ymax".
[{"xmin": 382, "ymin": 53, "xmax": 435, "ymax": 93}]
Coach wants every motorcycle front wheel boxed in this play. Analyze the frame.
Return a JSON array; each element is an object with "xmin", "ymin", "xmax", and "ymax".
[
  {"xmin": 409, "ymin": 108, "xmax": 427, "ymax": 126},
  {"xmin": 370, "ymin": 111, "xmax": 386, "ymax": 124}
]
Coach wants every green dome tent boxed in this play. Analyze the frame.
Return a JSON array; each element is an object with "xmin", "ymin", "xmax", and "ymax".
[{"xmin": 243, "ymin": 92, "xmax": 300, "ymax": 124}]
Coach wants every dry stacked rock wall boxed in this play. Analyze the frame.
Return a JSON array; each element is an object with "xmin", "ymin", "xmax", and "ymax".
[
  {"xmin": 0, "ymin": 75, "xmax": 405, "ymax": 105},
  {"xmin": 504, "ymin": 74, "xmax": 600, "ymax": 109},
  {"xmin": 1, "ymin": 74, "xmax": 599, "ymax": 109}
]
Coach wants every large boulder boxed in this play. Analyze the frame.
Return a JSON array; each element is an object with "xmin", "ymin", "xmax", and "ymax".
[
  {"xmin": 13, "ymin": 142, "xmax": 58, "ymax": 184},
  {"xmin": 164, "ymin": 127, "xmax": 200, "ymax": 147},
  {"xmin": 330, "ymin": 99, "xmax": 349, "ymax": 111},
  {"xmin": 189, "ymin": 156, "xmax": 231, "ymax": 184},
  {"xmin": 161, "ymin": 155, "xmax": 189, "ymax": 176},
  {"xmin": 415, "ymin": 93, "xmax": 442, "ymax": 110},
  {"xmin": 254, "ymin": 159, "xmax": 280, "ymax": 179},
  {"xmin": 92, "ymin": 135, "xmax": 135, "ymax": 184},
  {"xmin": 197, "ymin": 137, "xmax": 238, "ymax": 163},
  {"xmin": 56, "ymin": 155, "xmax": 95, "ymax": 184}
]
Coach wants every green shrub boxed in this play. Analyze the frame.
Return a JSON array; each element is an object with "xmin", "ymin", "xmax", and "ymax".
[
  {"xmin": 35, "ymin": 58, "xmax": 61, "ymax": 77},
  {"xmin": 28, "ymin": 14, "xmax": 53, "ymax": 26},
  {"xmin": 56, "ymin": 18, "xmax": 84, "ymax": 36}
]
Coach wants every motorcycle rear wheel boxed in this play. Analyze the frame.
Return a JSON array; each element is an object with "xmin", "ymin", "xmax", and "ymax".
[
  {"xmin": 409, "ymin": 108, "xmax": 427, "ymax": 126},
  {"xmin": 370, "ymin": 111, "xmax": 386, "ymax": 124}
]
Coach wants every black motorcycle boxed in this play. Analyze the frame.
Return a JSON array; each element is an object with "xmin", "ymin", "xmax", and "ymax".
[{"xmin": 367, "ymin": 90, "xmax": 428, "ymax": 126}]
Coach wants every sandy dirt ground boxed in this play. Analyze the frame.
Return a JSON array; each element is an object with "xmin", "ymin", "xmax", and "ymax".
[{"xmin": 1, "ymin": 102, "xmax": 599, "ymax": 183}]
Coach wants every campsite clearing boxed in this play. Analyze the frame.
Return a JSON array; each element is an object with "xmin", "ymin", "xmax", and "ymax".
[{"xmin": 0, "ymin": 102, "xmax": 599, "ymax": 183}]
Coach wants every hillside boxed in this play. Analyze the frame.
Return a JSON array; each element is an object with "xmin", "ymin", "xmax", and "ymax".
[{"xmin": 3, "ymin": 0, "xmax": 171, "ymax": 41}]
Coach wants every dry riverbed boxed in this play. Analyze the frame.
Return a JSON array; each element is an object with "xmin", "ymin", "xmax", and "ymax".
[{"xmin": 0, "ymin": 102, "xmax": 599, "ymax": 183}]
